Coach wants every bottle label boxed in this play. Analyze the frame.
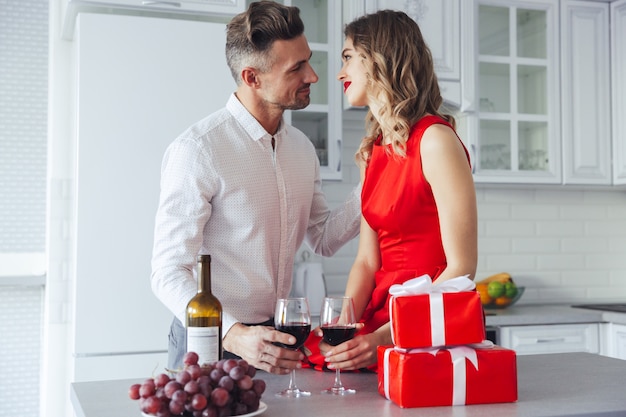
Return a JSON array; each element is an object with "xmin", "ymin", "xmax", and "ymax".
[{"xmin": 187, "ymin": 326, "xmax": 220, "ymax": 366}]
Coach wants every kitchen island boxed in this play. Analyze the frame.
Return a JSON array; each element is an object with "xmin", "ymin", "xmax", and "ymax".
[{"xmin": 72, "ymin": 352, "xmax": 626, "ymax": 417}]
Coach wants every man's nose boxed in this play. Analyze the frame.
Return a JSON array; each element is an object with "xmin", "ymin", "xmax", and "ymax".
[{"xmin": 305, "ymin": 62, "xmax": 319, "ymax": 84}]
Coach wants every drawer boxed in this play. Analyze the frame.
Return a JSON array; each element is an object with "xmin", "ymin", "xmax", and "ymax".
[{"xmin": 500, "ymin": 323, "xmax": 599, "ymax": 355}]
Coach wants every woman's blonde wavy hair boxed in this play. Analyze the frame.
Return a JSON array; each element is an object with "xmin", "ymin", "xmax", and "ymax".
[{"xmin": 344, "ymin": 10, "xmax": 456, "ymax": 165}]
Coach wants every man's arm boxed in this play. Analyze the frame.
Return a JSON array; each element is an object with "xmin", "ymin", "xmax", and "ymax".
[{"xmin": 304, "ymin": 181, "xmax": 362, "ymax": 256}]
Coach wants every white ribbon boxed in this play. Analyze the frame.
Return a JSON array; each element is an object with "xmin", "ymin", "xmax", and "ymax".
[
  {"xmin": 448, "ymin": 346, "xmax": 477, "ymax": 405},
  {"xmin": 383, "ymin": 347, "xmax": 393, "ymax": 401},
  {"xmin": 383, "ymin": 341, "xmax": 494, "ymax": 405},
  {"xmin": 388, "ymin": 275, "xmax": 475, "ymax": 346}
]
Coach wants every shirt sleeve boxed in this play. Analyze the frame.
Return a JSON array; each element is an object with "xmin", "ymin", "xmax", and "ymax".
[
  {"xmin": 221, "ymin": 311, "xmax": 239, "ymax": 339},
  {"xmin": 304, "ymin": 177, "xmax": 362, "ymax": 256},
  {"xmin": 150, "ymin": 137, "xmax": 215, "ymax": 325}
]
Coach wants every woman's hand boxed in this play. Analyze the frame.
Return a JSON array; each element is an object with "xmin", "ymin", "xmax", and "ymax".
[{"xmin": 316, "ymin": 323, "xmax": 384, "ymax": 370}]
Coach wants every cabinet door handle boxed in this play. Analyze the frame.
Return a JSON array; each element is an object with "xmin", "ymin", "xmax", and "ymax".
[
  {"xmin": 536, "ymin": 337, "xmax": 566, "ymax": 343},
  {"xmin": 142, "ymin": 1, "xmax": 182, "ymax": 7},
  {"xmin": 470, "ymin": 144, "xmax": 476, "ymax": 174},
  {"xmin": 336, "ymin": 139, "xmax": 342, "ymax": 172}
]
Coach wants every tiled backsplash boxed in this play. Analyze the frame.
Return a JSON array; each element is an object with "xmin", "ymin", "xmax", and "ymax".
[{"xmin": 314, "ymin": 110, "xmax": 626, "ymax": 304}]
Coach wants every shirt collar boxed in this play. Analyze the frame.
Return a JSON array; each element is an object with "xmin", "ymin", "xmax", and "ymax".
[{"xmin": 226, "ymin": 93, "xmax": 287, "ymax": 142}]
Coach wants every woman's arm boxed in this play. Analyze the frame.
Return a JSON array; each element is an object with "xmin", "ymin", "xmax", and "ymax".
[
  {"xmin": 344, "ymin": 216, "xmax": 380, "ymax": 321},
  {"xmin": 421, "ymin": 124, "xmax": 478, "ymax": 282}
]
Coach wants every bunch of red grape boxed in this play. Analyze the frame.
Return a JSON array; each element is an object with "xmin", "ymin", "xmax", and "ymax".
[{"xmin": 128, "ymin": 352, "xmax": 266, "ymax": 417}]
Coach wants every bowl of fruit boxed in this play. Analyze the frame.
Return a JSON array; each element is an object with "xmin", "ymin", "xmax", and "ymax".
[
  {"xmin": 476, "ymin": 272, "xmax": 524, "ymax": 309},
  {"xmin": 129, "ymin": 351, "xmax": 267, "ymax": 417}
]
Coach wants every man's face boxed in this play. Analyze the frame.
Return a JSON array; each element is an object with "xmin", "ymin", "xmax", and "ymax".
[{"xmin": 257, "ymin": 35, "xmax": 319, "ymax": 111}]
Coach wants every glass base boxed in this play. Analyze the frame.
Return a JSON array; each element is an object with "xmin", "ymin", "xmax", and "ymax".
[
  {"xmin": 321, "ymin": 386, "xmax": 356, "ymax": 395},
  {"xmin": 276, "ymin": 388, "xmax": 311, "ymax": 398}
]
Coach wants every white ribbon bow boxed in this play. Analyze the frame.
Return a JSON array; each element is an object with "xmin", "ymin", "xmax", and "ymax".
[
  {"xmin": 388, "ymin": 275, "xmax": 475, "ymax": 346},
  {"xmin": 383, "ymin": 341, "xmax": 494, "ymax": 406},
  {"xmin": 389, "ymin": 274, "xmax": 475, "ymax": 296}
]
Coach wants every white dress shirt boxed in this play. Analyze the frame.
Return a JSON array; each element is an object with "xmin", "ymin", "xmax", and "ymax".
[{"xmin": 151, "ymin": 94, "xmax": 361, "ymax": 337}]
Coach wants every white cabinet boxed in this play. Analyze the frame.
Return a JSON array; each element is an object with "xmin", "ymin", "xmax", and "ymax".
[
  {"xmin": 499, "ymin": 323, "xmax": 600, "ymax": 355},
  {"xmin": 561, "ymin": 1, "xmax": 611, "ymax": 185},
  {"xmin": 612, "ymin": 0, "xmax": 626, "ymax": 185},
  {"xmin": 466, "ymin": 0, "xmax": 619, "ymax": 186},
  {"xmin": 342, "ymin": 0, "xmax": 463, "ymax": 107},
  {"xmin": 62, "ymin": 0, "xmax": 245, "ymax": 39},
  {"xmin": 76, "ymin": 0, "xmax": 244, "ymax": 12},
  {"xmin": 469, "ymin": 0, "xmax": 562, "ymax": 184},
  {"xmin": 376, "ymin": 0, "xmax": 461, "ymax": 83},
  {"xmin": 601, "ymin": 323, "xmax": 626, "ymax": 360}
]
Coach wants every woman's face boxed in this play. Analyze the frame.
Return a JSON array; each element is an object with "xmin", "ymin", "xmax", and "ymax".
[{"xmin": 337, "ymin": 38, "xmax": 369, "ymax": 107}]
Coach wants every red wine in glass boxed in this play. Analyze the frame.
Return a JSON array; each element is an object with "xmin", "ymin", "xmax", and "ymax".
[
  {"xmin": 320, "ymin": 296, "xmax": 357, "ymax": 395},
  {"xmin": 274, "ymin": 298, "xmax": 312, "ymax": 398},
  {"xmin": 275, "ymin": 322, "xmax": 311, "ymax": 348},
  {"xmin": 321, "ymin": 325, "xmax": 356, "ymax": 346}
]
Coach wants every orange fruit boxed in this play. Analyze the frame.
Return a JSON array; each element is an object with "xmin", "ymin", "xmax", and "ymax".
[
  {"xmin": 476, "ymin": 283, "xmax": 492, "ymax": 305},
  {"xmin": 495, "ymin": 296, "xmax": 511, "ymax": 306}
]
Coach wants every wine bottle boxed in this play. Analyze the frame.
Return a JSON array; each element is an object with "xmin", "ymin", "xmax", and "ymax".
[{"xmin": 186, "ymin": 254, "xmax": 222, "ymax": 366}]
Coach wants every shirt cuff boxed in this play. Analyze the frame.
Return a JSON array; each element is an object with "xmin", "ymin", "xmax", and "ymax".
[{"xmin": 222, "ymin": 311, "xmax": 239, "ymax": 339}]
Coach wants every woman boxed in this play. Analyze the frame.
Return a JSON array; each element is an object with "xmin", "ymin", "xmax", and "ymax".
[{"xmin": 304, "ymin": 10, "xmax": 477, "ymax": 371}]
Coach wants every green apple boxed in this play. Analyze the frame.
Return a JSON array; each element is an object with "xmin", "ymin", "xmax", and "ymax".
[
  {"xmin": 504, "ymin": 281, "xmax": 518, "ymax": 298},
  {"xmin": 487, "ymin": 281, "xmax": 505, "ymax": 298}
]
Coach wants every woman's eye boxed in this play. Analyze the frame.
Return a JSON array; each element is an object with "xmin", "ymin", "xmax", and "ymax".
[{"xmin": 343, "ymin": 54, "xmax": 351, "ymax": 62}]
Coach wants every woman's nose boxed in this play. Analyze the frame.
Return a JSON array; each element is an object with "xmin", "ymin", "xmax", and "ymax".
[{"xmin": 337, "ymin": 65, "xmax": 347, "ymax": 81}]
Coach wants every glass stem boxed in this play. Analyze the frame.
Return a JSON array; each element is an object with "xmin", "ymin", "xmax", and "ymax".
[
  {"xmin": 333, "ymin": 369, "xmax": 343, "ymax": 389},
  {"xmin": 288, "ymin": 369, "xmax": 297, "ymax": 391}
]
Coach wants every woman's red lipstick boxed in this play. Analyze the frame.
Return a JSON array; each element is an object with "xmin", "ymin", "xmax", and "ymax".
[{"xmin": 343, "ymin": 82, "xmax": 351, "ymax": 92}]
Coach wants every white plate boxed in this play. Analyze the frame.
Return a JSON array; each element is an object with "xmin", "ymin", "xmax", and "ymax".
[
  {"xmin": 141, "ymin": 401, "xmax": 267, "ymax": 417},
  {"xmin": 242, "ymin": 401, "xmax": 268, "ymax": 417}
]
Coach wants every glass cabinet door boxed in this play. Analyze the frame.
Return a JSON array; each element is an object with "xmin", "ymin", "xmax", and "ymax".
[
  {"xmin": 246, "ymin": 0, "xmax": 342, "ymax": 179},
  {"xmin": 475, "ymin": 1, "xmax": 559, "ymax": 183},
  {"xmin": 290, "ymin": 0, "xmax": 341, "ymax": 179}
]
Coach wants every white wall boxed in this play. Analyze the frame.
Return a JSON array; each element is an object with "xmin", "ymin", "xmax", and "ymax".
[{"xmin": 319, "ymin": 109, "xmax": 626, "ymax": 304}]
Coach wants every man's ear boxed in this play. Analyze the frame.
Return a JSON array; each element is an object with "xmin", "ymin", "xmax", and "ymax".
[{"xmin": 241, "ymin": 67, "xmax": 261, "ymax": 88}]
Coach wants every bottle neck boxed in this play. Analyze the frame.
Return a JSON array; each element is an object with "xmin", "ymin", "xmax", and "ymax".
[{"xmin": 197, "ymin": 259, "xmax": 211, "ymax": 294}]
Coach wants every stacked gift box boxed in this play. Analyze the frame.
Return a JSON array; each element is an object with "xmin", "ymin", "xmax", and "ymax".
[{"xmin": 377, "ymin": 275, "xmax": 518, "ymax": 408}]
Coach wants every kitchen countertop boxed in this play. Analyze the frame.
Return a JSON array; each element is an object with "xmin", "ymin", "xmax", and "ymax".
[
  {"xmin": 599, "ymin": 310, "xmax": 626, "ymax": 325},
  {"xmin": 485, "ymin": 304, "xmax": 626, "ymax": 326},
  {"xmin": 71, "ymin": 352, "xmax": 626, "ymax": 417}
]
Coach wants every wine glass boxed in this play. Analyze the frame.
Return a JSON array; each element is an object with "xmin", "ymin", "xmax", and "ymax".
[
  {"xmin": 274, "ymin": 297, "xmax": 312, "ymax": 398},
  {"xmin": 320, "ymin": 296, "xmax": 357, "ymax": 395}
]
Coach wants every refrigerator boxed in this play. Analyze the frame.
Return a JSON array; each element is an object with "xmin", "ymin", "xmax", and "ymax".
[{"xmin": 71, "ymin": 12, "xmax": 235, "ymax": 381}]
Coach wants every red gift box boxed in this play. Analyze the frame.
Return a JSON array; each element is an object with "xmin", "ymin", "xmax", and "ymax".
[
  {"xmin": 389, "ymin": 291, "xmax": 485, "ymax": 348},
  {"xmin": 377, "ymin": 344, "xmax": 517, "ymax": 408}
]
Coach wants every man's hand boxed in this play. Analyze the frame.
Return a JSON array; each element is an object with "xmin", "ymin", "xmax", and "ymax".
[{"xmin": 223, "ymin": 323, "xmax": 304, "ymax": 374}]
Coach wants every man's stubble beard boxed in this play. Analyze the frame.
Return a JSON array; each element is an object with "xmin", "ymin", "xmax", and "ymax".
[{"xmin": 280, "ymin": 95, "xmax": 310, "ymax": 111}]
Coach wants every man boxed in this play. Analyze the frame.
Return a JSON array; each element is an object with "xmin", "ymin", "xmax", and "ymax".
[{"xmin": 151, "ymin": 1, "xmax": 361, "ymax": 375}]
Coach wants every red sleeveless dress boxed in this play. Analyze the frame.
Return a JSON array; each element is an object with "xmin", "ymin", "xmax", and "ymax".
[{"xmin": 303, "ymin": 115, "xmax": 470, "ymax": 371}]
